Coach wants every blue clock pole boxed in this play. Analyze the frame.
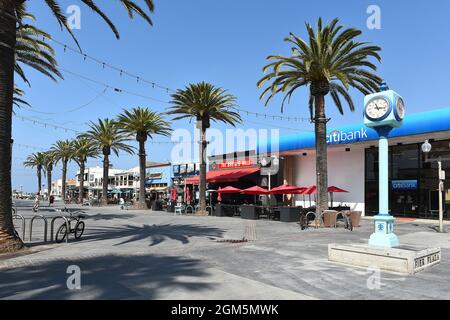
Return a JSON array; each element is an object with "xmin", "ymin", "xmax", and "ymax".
[
  {"xmin": 368, "ymin": 127, "xmax": 400, "ymax": 247},
  {"xmin": 364, "ymin": 82, "xmax": 403, "ymax": 248}
]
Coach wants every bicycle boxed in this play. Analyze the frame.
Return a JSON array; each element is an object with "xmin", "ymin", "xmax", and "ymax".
[{"xmin": 55, "ymin": 212, "xmax": 86, "ymax": 243}]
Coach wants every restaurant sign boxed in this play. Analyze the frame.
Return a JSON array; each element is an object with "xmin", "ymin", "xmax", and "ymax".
[{"xmin": 218, "ymin": 159, "xmax": 254, "ymax": 170}]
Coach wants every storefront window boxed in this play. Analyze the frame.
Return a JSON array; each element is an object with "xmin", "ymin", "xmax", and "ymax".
[{"xmin": 365, "ymin": 139, "xmax": 450, "ymax": 219}]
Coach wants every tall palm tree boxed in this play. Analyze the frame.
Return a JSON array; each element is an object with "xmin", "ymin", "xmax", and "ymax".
[
  {"xmin": 23, "ymin": 152, "xmax": 46, "ymax": 195},
  {"xmin": 117, "ymin": 107, "xmax": 172, "ymax": 209},
  {"xmin": 51, "ymin": 140, "xmax": 74, "ymax": 202},
  {"xmin": 257, "ymin": 18, "xmax": 382, "ymax": 222},
  {"xmin": 72, "ymin": 137, "xmax": 99, "ymax": 204},
  {"xmin": 167, "ymin": 82, "xmax": 242, "ymax": 215},
  {"xmin": 0, "ymin": 1, "xmax": 154, "ymax": 253},
  {"xmin": 42, "ymin": 151, "xmax": 55, "ymax": 203},
  {"xmin": 79, "ymin": 119, "xmax": 134, "ymax": 206}
]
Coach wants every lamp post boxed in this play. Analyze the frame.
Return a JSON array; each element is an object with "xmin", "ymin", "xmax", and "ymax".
[{"xmin": 421, "ymin": 140, "xmax": 445, "ymax": 233}]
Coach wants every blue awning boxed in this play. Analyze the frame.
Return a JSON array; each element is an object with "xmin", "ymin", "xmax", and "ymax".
[{"xmin": 257, "ymin": 107, "xmax": 450, "ymax": 153}]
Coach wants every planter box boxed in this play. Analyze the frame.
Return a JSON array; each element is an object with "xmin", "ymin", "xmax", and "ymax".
[
  {"xmin": 215, "ymin": 203, "xmax": 225, "ymax": 217},
  {"xmin": 241, "ymin": 205, "xmax": 258, "ymax": 220},
  {"xmin": 280, "ymin": 207, "xmax": 300, "ymax": 222},
  {"xmin": 166, "ymin": 202, "xmax": 175, "ymax": 213}
]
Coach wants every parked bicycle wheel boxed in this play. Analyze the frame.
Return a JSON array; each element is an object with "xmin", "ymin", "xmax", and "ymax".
[
  {"xmin": 55, "ymin": 224, "xmax": 68, "ymax": 243},
  {"xmin": 74, "ymin": 221, "xmax": 85, "ymax": 239}
]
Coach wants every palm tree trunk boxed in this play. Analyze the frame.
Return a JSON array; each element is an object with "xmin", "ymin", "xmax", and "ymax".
[
  {"xmin": 197, "ymin": 126, "xmax": 208, "ymax": 215},
  {"xmin": 47, "ymin": 166, "xmax": 52, "ymax": 204},
  {"xmin": 0, "ymin": 4, "xmax": 24, "ymax": 253},
  {"xmin": 138, "ymin": 139, "xmax": 147, "ymax": 209},
  {"xmin": 78, "ymin": 161, "xmax": 85, "ymax": 204},
  {"xmin": 102, "ymin": 154, "xmax": 109, "ymax": 206},
  {"xmin": 62, "ymin": 160, "xmax": 67, "ymax": 202},
  {"xmin": 314, "ymin": 94, "xmax": 329, "ymax": 224},
  {"xmin": 37, "ymin": 168, "xmax": 42, "ymax": 195}
]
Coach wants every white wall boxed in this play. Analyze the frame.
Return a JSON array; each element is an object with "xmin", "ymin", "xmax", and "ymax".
[{"xmin": 292, "ymin": 146, "xmax": 366, "ymax": 215}]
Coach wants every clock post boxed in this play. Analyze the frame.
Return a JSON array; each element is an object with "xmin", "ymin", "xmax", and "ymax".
[
  {"xmin": 329, "ymin": 83, "xmax": 441, "ymax": 272},
  {"xmin": 364, "ymin": 82, "xmax": 404, "ymax": 248}
]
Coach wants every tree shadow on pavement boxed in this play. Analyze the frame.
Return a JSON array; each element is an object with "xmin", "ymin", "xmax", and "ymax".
[
  {"xmin": 82, "ymin": 224, "xmax": 226, "ymax": 247},
  {"xmin": 0, "ymin": 254, "xmax": 214, "ymax": 299},
  {"xmin": 85, "ymin": 213, "xmax": 138, "ymax": 221}
]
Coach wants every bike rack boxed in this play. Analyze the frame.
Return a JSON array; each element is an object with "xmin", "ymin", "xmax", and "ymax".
[
  {"xmin": 12, "ymin": 214, "xmax": 26, "ymax": 241},
  {"xmin": 29, "ymin": 215, "xmax": 48, "ymax": 242},
  {"xmin": 184, "ymin": 205, "xmax": 194, "ymax": 215},
  {"xmin": 50, "ymin": 216, "xmax": 70, "ymax": 244}
]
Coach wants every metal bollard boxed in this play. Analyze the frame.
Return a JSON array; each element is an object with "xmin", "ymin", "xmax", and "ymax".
[{"xmin": 29, "ymin": 215, "xmax": 48, "ymax": 242}]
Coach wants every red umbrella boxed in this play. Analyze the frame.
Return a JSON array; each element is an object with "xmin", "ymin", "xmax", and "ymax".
[
  {"xmin": 328, "ymin": 186, "xmax": 349, "ymax": 208},
  {"xmin": 219, "ymin": 186, "xmax": 243, "ymax": 194},
  {"xmin": 185, "ymin": 186, "xmax": 191, "ymax": 203},
  {"xmin": 171, "ymin": 188, "xmax": 177, "ymax": 201},
  {"xmin": 241, "ymin": 186, "xmax": 269, "ymax": 205},
  {"xmin": 241, "ymin": 186, "xmax": 269, "ymax": 195},
  {"xmin": 269, "ymin": 184, "xmax": 306, "ymax": 195},
  {"xmin": 302, "ymin": 185, "xmax": 317, "ymax": 207}
]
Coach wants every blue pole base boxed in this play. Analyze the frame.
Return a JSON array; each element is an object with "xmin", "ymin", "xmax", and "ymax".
[{"xmin": 368, "ymin": 214, "xmax": 400, "ymax": 248}]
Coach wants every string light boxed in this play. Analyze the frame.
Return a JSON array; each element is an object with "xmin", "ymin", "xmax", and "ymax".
[{"xmin": 43, "ymin": 36, "xmax": 312, "ymax": 123}]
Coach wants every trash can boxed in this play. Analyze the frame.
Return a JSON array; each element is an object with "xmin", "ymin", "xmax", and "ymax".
[
  {"xmin": 323, "ymin": 210, "xmax": 338, "ymax": 228},
  {"xmin": 350, "ymin": 211, "xmax": 362, "ymax": 227}
]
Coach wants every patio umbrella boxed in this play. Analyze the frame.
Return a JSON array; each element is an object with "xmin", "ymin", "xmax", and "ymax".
[
  {"xmin": 302, "ymin": 185, "xmax": 317, "ymax": 208},
  {"xmin": 217, "ymin": 186, "xmax": 241, "ymax": 204},
  {"xmin": 241, "ymin": 186, "xmax": 269, "ymax": 205},
  {"xmin": 170, "ymin": 188, "xmax": 177, "ymax": 201},
  {"xmin": 218, "ymin": 186, "xmax": 243, "ymax": 194},
  {"xmin": 269, "ymin": 184, "xmax": 305, "ymax": 195},
  {"xmin": 185, "ymin": 186, "xmax": 191, "ymax": 204},
  {"xmin": 328, "ymin": 186, "xmax": 349, "ymax": 208}
]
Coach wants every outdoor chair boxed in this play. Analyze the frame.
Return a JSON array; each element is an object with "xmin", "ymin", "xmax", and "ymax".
[
  {"xmin": 174, "ymin": 204, "xmax": 185, "ymax": 215},
  {"xmin": 323, "ymin": 210, "xmax": 339, "ymax": 228}
]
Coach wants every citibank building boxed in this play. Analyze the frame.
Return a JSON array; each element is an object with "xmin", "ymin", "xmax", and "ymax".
[{"xmin": 257, "ymin": 107, "xmax": 450, "ymax": 220}]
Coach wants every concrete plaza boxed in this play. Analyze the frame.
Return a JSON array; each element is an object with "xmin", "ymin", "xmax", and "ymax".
[{"xmin": 1, "ymin": 200, "xmax": 449, "ymax": 300}]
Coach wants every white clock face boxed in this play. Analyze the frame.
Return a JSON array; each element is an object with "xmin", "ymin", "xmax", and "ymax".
[
  {"xmin": 365, "ymin": 98, "xmax": 390, "ymax": 120},
  {"xmin": 396, "ymin": 97, "xmax": 405, "ymax": 120}
]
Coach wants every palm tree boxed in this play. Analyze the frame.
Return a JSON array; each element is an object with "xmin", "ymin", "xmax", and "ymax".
[
  {"xmin": 257, "ymin": 18, "xmax": 382, "ymax": 222},
  {"xmin": 42, "ymin": 151, "xmax": 55, "ymax": 203},
  {"xmin": 0, "ymin": 1, "xmax": 154, "ymax": 253},
  {"xmin": 167, "ymin": 82, "xmax": 242, "ymax": 215},
  {"xmin": 79, "ymin": 119, "xmax": 134, "ymax": 206},
  {"xmin": 51, "ymin": 140, "xmax": 74, "ymax": 202},
  {"xmin": 23, "ymin": 152, "xmax": 46, "ymax": 195},
  {"xmin": 117, "ymin": 107, "xmax": 172, "ymax": 209},
  {"xmin": 72, "ymin": 137, "xmax": 99, "ymax": 204}
]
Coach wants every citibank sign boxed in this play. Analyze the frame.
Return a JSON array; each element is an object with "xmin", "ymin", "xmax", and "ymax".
[{"xmin": 326, "ymin": 128, "xmax": 369, "ymax": 145}]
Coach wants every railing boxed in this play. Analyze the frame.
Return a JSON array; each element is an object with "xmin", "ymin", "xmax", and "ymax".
[{"xmin": 12, "ymin": 214, "xmax": 25, "ymax": 241}]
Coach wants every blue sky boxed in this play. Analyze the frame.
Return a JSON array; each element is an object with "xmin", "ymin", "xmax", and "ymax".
[{"xmin": 13, "ymin": 0, "xmax": 450, "ymax": 191}]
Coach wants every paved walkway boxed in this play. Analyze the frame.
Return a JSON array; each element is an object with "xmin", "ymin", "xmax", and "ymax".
[{"xmin": 1, "ymin": 200, "xmax": 449, "ymax": 300}]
